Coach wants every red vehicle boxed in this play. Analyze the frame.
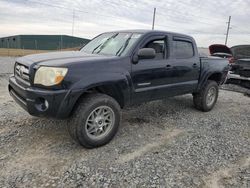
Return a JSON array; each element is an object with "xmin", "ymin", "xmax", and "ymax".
[{"xmin": 209, "ymin": 44, "xmax": 234, "ymax": 64}]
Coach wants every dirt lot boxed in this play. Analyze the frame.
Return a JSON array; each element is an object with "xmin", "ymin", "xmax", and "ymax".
[{"xmin": 0, "ymin": 57, "xmax": 249, "ymax": 187}]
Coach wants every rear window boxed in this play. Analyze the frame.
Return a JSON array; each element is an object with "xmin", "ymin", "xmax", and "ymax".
[{"xmin": 174, "ymin": 40, "xmax": 194, "ymax": 58}]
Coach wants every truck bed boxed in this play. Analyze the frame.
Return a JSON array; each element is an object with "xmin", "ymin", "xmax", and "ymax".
[{"xmin": 200, "ymin": 56, "xmax": 229, "ymax": 73}]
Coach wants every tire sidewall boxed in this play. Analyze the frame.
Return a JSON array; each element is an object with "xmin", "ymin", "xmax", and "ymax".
[
  {"xmin": 76, "ymin": 97, "xmax": 120, "ymax": 147},
  {"xmin": 202, "ymin": 81, "xmax": 219, "ymax": 111}
]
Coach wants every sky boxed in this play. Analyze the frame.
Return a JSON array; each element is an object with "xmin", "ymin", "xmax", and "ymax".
[{"xmin": 0, "ymin": 0, "xmax": 250, "ymax": 47}]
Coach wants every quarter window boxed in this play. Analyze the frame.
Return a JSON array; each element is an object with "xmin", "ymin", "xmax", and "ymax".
[{"xmin": 174, "ymin": 40, "xmax": 194, "ymax": 58}]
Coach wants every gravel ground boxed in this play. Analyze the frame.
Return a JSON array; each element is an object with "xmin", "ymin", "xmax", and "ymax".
[
  {"xmin": 0, "ymin": 57, "xmax": 249, "ymax": 187},
  {"xmin": 0, "ymin": 57, "xmax": 15, "ymax": 74},
  {"xmin": 221, "ymin": 84, "xmax": 250, "ymax": 96}
]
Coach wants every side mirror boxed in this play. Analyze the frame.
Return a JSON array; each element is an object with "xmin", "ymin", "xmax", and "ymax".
[{"xmin": 138, "ymin": 48, "xmax": 156, "ymax": 60}]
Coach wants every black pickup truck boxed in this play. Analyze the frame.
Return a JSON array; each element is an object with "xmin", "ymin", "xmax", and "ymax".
[{"xmin": 9, "ymin": 30, "xmax": 229, "ymax": 148}]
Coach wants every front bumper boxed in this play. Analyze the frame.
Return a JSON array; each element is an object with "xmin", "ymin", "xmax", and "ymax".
[{"xmin": 8, "ymin": 75, "xmax": 79, "ymax": 118}]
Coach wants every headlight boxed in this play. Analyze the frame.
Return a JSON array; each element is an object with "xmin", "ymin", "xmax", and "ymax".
[{"xmin": 34, "ymin": 67, "xmax": 68, "ymax": 86}]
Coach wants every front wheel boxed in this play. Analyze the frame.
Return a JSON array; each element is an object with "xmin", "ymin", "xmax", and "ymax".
[
  {"xmin": 193, "ymin": 80, "xmax": 219, "ymax": 112},
  {"xmin": 67, "ymin": 93, "xmax": 121, "ymax": 148}
]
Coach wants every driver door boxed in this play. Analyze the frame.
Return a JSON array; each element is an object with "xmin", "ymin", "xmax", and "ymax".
[{"xmin": 131, "ymin": 35, "xmax": 173, "ymax": 104}]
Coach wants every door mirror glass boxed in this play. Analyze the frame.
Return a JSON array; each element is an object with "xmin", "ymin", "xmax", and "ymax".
[{"xmin": 138, "ymin": 48, "xmax": 156, "ymax": 60}]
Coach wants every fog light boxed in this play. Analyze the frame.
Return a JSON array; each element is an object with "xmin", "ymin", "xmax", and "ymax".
[{"xmin": 35, "ymin": 97, "xmax": 49, "ymax": 112}]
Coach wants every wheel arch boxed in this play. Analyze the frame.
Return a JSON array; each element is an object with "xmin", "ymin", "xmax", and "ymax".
[
  {"xmin": 69, "ymin": 82, "xmax": 129, "ymax": 117},
  {"xmin": 207, "ymin": 72, "xmax": 223, "ymax": 84},
  {"xmin": 197, "ymin": 71, "xmax": 223, "ymax": 92}
]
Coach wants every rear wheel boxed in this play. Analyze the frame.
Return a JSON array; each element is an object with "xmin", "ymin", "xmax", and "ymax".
[
  {"xmin": 67, "ymin": 93, "xmax": 121, "ymax": 148},
  {"xmin": 193, "ymin": 80, "xmax": 219, "ymax": 112}
]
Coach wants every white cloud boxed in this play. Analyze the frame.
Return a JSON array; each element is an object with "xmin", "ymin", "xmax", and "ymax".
[{"xmin": 0, "ymin": 0, "xmax": 250, "ymax": 47}]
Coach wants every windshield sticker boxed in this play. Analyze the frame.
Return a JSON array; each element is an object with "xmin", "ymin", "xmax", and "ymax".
[
  {"xmin": 123, "ymin": 34, "xmax": 131, "ymax": 38},
  {"xmin": 131, "ymin": 34, "xmax": 141, "ymax": 39}
]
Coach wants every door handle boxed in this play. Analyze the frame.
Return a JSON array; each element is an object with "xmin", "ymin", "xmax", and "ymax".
[
  {"xmin": 193, "ymin": 63, "xmax": 198, "ymax": 68},
  {"xmin": 166, "ymin": 64, "xmax": 171, "ymax": 69}
]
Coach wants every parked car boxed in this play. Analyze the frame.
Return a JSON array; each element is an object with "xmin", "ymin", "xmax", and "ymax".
[
  {"xmin": 209, "ymin": 44, "xmax": 234, "ymax": 63},
  {"xmin": 209, "ymin": 44, "xmax": 250, "ymax": 77},
  {"xmin": 230, "ymin": 45, "xmax": 250, "ymax": 77},
  {"xmin": 9, "ymin": 30, "xmax": 229, "ymax": 148}
]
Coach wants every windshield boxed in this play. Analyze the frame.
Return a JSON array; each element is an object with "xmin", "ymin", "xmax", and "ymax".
[{"xmin": 81, "ymin": 32, "xmax": 142, "ymax": 56}]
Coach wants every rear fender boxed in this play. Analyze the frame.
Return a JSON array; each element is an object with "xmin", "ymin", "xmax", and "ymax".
[{"xmin": 197, "ymin": 71, "xmax": 224, "ymax": 91}]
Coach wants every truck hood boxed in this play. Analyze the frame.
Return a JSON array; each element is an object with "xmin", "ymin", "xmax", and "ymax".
[
  {"xmin": 230, "ymin": 45, "xmax": 250, "ymax": 60},
  {"xmin": 209, "ymin": 44, "xmax": 232, "ymax": 55},
  {"xmin": 16, "ymin": 51, "xmax": 117, "ymax": 67}
]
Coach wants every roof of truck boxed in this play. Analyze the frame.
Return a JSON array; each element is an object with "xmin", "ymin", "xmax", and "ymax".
[{"xmin": 103, "ymin": 29, "xmax": 193, "ymax": 39}]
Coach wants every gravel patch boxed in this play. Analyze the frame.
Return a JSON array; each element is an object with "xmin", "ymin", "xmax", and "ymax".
[
  {"xmin": 221, "ymin": 84, "xmax": 250, "ymax": 95},
  {"xmin": 0, "ymin": 57, "xmax": 249, "ymax": 187},
  {"xmin": 0, "ymin": 57, "xmax": 15, "ymax": 74}
]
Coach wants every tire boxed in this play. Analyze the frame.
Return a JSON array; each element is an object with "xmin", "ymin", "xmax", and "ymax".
[
  {"xmin": 193, "ymin": 80, "xmax": 219, "ymax": 112},
  {"xmin": 67, "ymin": 93, "xmax": 121, "ymax": 148}
]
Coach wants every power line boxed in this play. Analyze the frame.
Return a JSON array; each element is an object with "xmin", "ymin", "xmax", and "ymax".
[
  {"xmin": 233, "ymin": 27, "xmax": 250, "ymax": 34},
  {"xmin": 160, "ymin": 0, "xmax": 227, "ymax": 22},
  {"xmin": 156, "ymin": 12, "xmax": 222, "ymax": 26},
  {"xmin": 28, "ymin": 1, "xmax": 128, "ymax": 21},
  {"xmin": 29, "ymin": 0, "xmax": 236, "ymax": 31},
  {"xmin": 226, "ymin": 21, "xmax": 250, "ymax": 35},
  {"xmin": 28, "ymin": 0, "xmax": 151, "ymax": 28},
  {"xmin": 24, "ymin": 0, "xmax": 249, "ymax": 41},
  {"xmin": 32, "ymin": 0, "xmax": 225, "ymax": 28},
  {"xmin": 101, "ymin": 0, "xmax": 226, "ymax": 23},
  {"xmin": 27, "ymin": 0, "xmax": 221, "ymax": 36}
]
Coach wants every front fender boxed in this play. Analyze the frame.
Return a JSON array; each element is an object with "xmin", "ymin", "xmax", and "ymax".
[
  {"xmin": 72, "ymin": 71, "xmax": 131, "ymax": 103},
  {"xmin": 56, "ymin": 72, "xmax": 131, "ymax": 118}
]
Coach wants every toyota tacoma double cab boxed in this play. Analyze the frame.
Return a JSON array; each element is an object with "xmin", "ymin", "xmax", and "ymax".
[{"xmin": 9, "ymin": 30, "xmax": 229, "ymax": 148}]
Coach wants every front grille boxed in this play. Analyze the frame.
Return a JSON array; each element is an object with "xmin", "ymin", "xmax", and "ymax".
[{"xmin": 15, "ymin": 62, "xmax": 30, "ymax": 85}]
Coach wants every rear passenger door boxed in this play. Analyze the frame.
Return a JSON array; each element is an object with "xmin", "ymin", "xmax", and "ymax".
[{"xmin": 170, "ymin": 37, "xmax": 200, "ymax": 93}]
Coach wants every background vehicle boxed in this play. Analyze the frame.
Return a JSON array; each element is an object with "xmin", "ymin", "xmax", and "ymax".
[
  {"xmin": 9, "ymin": 30, "xmax": 229, "ymax": 148},
  {"xmin": 209, "ymin": 44, "xmax": 234, "ymax": 63},
  {"xmin": 209, "ymin": 44, "xmax": 250, "ymax": 78},
  {"xmin": 230, "ymin": 45, "xmax": 250, "ymax": 77}
]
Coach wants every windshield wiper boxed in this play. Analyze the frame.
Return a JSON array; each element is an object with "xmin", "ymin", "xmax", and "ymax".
[
  {"xmin": 92, "ymin": 33, "xmax": 119, "ymax": 54},
  {"xmin": 91, "ymin": 43, "xmax": 102, "ymax": 54},
  {"xmin": 115, "ymin": 34, "xmax": 132, "ymax": 56}
]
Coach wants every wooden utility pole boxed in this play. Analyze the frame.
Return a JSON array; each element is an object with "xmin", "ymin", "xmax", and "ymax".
[
  {"xmin": 72, "ymin": 9, "xmax": 75, "ymax": 36},
  {"xmin": 60, "ymin": 35, "xmax": 63, "ymax": 50},
  {"xmin": 225, "ymin": 16, "xmax": 231, "ymax": 45},
  {"xmin": 152, "ymin": 8, "xmax": 156, "ymax": 30}
]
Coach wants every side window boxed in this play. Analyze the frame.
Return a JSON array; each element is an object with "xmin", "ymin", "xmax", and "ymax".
[
  {"xmin": 174, "ymin": 40, "xmax": 194, "ymax": 58},
  {"xmin": 144, "ymin": 39, "xmax": 166, "ymax": 60}
]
